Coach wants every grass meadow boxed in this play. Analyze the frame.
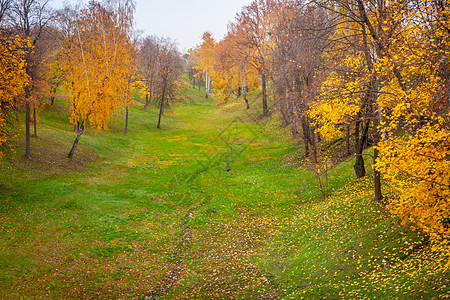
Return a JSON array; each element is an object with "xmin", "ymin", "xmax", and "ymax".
[{"xmin": 0, "ymin": 86, "xmax": 448, "ymax": 299}]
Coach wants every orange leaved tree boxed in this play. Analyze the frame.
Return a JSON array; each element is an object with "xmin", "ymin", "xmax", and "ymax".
[
  {"xmin": 235, "ymin": 0, "xmax": 277, "ymax": 117},
  {"xmin": 8, "ymin": 0, "xmax": 51, "ymax": 158},
  {"xmin": 0, "ymin": 28, "xmax": 29, "ymax": 160},
  {"xmin": 58, "ymin": 0, "xmax": 136, "ymax": 159},
  {"xmin": 194, "ymin": 32, "xmax": 216, "ymax": 100},
  {"xmin": 213, "ymin": 22, "xmax": 260, "ymax": 108}
]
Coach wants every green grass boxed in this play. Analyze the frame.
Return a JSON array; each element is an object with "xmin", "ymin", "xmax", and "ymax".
[{"xmin": 0, "ymin": 86, "xmax": 448, "ymax": 299}]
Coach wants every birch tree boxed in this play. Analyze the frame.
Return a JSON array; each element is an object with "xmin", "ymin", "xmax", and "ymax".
[
  {"xmin": 194, "ymin": 32, "xmax": 216, "ymax": 99},
  {"xmin": 58, "ymin": 0, "xmax": 136, "ymax": 159}
]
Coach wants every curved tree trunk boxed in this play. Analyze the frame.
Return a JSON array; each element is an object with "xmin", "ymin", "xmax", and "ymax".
[
  {"xmin": 143, "ymin": 94, "xmax": 150, "ymax": 109},
  {"xmin": 240, "ymin": 70, "xmax": 250, "ymax": 109},
  {"xmin": 353, "ymin": 119, "xmax": 370, "ymax": 178},
  {"xmin": 157, "ymin": 83, "xmax": 167, "ymax": 129},
  {"xmin": 68, "ymin": 121, "xmax": 85, "ymax": 159}
]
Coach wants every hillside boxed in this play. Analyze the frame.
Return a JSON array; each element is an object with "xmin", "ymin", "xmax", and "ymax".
[{"xmin": 0, "ymin": 87, "xmax": 448, "ymax": 299}]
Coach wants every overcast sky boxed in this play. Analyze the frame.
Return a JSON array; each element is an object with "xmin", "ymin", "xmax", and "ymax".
[{"xmin": 52, "ymin": 0, "xmax": 253, "ymax": 53}]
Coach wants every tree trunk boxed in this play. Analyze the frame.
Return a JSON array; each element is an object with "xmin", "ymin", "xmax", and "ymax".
[
  {"xmin": 33, "ymin": 107, "xmax": 37, "ymax": 138},
  {"xmin": 25, "ymin": 100, "xmax": 31, "ymax": 158},
  {"xmin": 373, "ymin": 105, "xmax": 382, "ymax": 201},
  {"xmin": 291, "ymin": 118, "xmax": 298, "ymax": 136},
  {"xmin": 143, "ymin": 80, "xmax": 154, "ymax": 110},
  {"xmin": 143, "ymin": 94, "xmax": 150, "ymax": 109},
  {"xmin": 280, "ymin": 106, "xmax": 290, "ymax": 128},
  {"xmin": 353, "ymin": 120, "xmax": 370, "ymax": 178},
  {"xmin": 353, "ymin": 155, "xmax": 366, "ymax": 178},
  {"xmin": 310, "ymin": 125, "xmax": 318, "ymax": 164},
  {"xmin": 373, "ymin": 146, "xmax": 382, "ymax": 201},
  {"xmin": 302, "ymin": 116, "xmax": 310, "ymax": 157},
  {"xmin": 14, "ymin": 104, "xmax": 19, "ymax": 122},
  {"xmin": 244, "ymin": 89, "xmax": 249, "ymax": 111},
  {"xmin": 68, "ymin": 121, "xmax": 85, "ymax": 159},
  {"xmin": 50, "ymin": 87, "xmax": 56, "ymax": 105},
  {"xmin": 262, "ymin": 73, "xmax": 268, "ymax": 116},
  {"xmin": 157, "ymin": 84, "xmax": 166, "ymax": 129},
  {"xmin": 124, "ymin": 106, "xmax": 129, "ymax": 136},
  {"xmin": 241, "ymin": 70, "xmax": 250, "ymax": 109},
  {"xmin": 205, "ymin": 73, "xmax": 209, "ymax": 99}
]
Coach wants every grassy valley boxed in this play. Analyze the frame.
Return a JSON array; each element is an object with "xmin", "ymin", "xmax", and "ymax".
[{"xmin": 0, "ymin": 87, "xmax": 448, "ymax": 299}]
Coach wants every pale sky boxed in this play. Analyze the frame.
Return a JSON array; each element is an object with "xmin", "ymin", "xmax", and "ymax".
[{"xmin": 52, "ymin": 0, "xmax": 253, "ymax": 53}]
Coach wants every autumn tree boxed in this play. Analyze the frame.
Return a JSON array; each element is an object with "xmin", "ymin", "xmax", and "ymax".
[
  {"xmin": 271, "ymin": 0, "xmax": 328, "ymax": 159},
  {"xmin": 186, "ymin": 49, "xmax": 201, "ymax": 89},
  {"xmin": 58, "ymin": 0, "xmax": 136, "ymax": 159},
  {"xmin": 8, "ymin": 0, "xmax": 51, "ymax": 158},
  {"xmin": 213, "ymin": 22, "xmax": 260, "ymax": 108},
  {"xmin": 236, "ymin": 0, "xmax": 277, "ymax": 117},
  {"xmin": 194, "ymin": 31, "xmax": 216, "ymax": 99},
  {"xmin": 137, "ymin": 35, "xmax": 161, "ymax": 110},
  {"xmin": 371, "ymin": 0, "xmax": 449, "ymax": 257},
  {"xmin": 0, "ymin": 0, "xmax": 29, "ymax": 160},
  {"xmin": 309, "ymin": 0, "xmax": 449, "ymax": 256},
  {"xmin": 308, "ymin": 0, "xmax": 392, "ymax": 201},
  {"xmin": 155, "ymin": 38, "xmax": 183, "ymax": 129}
]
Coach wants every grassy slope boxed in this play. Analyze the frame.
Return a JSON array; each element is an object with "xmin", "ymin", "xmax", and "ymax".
[{"xmin": 0, "ymin": 87, "xmax": 448, "ymax": 299}]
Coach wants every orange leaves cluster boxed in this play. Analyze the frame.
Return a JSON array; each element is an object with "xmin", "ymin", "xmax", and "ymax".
[
  {"xmin": 60, "ymin": 1, "xmax": 136, "ymax": 130},
  {"xmin": 211, "ymin": 28, "xmax": 260, "ymax": 103},
  {"xmin": 376, "ymin": 124, "xmax": 449, "ymax": 239},
  {"xmin": 372, "ymin": 0, "xmax": 450, "ymax": 257},
  {"xmin": 0, "ymin": 32, "xmax": 30, "ymax": 158},
  {"xmin": 189, "ymin": 1, "xmax": 277, "ymax": 105}
]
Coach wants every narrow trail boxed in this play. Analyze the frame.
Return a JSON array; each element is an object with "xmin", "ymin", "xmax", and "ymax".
[
  {"xmin": 138, "ymin": 101, "xmax": 283, "ymax": 299},
  {"xmin": 142, "ymin": 198, "xmax": 210, "ymax": 299},
  {"xmin": 140, "ymin": 101, "xmax": 217, "ymax": 299}
]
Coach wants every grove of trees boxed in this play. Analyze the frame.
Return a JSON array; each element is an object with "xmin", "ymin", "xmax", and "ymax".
[
  {"xmin": 0, "ymin": 0, "xmax": 448, "ymax": 268},
  {"xmin": 0, "ymin": 0, "xmax": 184, "ymax": 160},
  {"xmin": 189, "ymin": 0, "xmax": 449, "ymax": 262}
]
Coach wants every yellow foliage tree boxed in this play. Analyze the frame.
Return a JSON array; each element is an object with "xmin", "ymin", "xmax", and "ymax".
[
  {"xmin": 311, "ymin": 0, "xmax": 449, "ymax": 262},
  {"xmin": 194, "ymin": 32, "xmax": 216, "ymax": 99},
  {"xmin": 0, "ymin": 31, "xmax": 30, "ymax": 160},
  {"xmin": 58, "ymin": 0, "xmax": 136, "ymax": 158},
  {"xmin": 236, "ymin": 0, "xmax": 277, "ymax": 116},
  {"xmin": 372, "ymin": 0, "xmax": 450, "ymax": 261},
  {"xmin": 212, "ymin": 26, "xmax": 260, "ymax": 107}
]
